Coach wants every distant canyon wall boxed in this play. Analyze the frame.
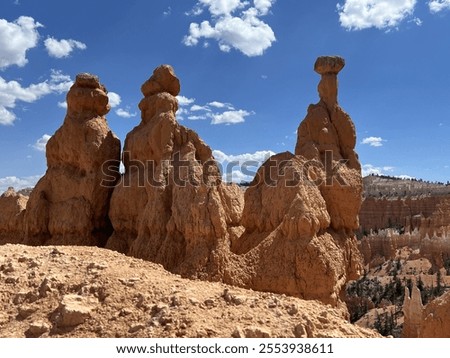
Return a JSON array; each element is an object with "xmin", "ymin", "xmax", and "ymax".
[{"xmin": 358, "ymin": 185, "xmax": 450, "ymax": 268}]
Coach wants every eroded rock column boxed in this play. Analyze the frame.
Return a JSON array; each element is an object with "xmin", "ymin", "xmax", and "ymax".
[{"xmin": 24, "ymin": 74, "xmax": 121, "ymax": 246}]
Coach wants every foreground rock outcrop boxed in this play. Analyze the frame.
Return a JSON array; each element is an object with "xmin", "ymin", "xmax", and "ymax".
[
  {"xmin": 0, "ymin": 244, "xmax": 379, "ymax": 338},
  {"xmin": 23, "ymin": 74, "xmax": 121, "ymax": 246}
]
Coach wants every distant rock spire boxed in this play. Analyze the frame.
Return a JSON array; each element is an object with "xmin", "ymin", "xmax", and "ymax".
[{"xmin": 402, "ymin": 283, "xmax": 424, "ymax": 337}]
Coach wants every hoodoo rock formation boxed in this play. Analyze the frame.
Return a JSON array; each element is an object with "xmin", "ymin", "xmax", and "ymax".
[
  {"xmin": 23, "ymin": 74, "xmax": 121, "ymax": 246},
  {"xmin": 402, "ymin": 285, "xmax": 423, "ymax": 338},
  {"xmin": 0, "ymin": 188, "xmax": 28, "ymax": 244},
  {"xmin": 106, "ymin": 65, "xmax": 244, "ymax": 278},
  {"xmin": 419, "ymin": 290, "xmax": 450, "ymax": 337},
  {"xmin": 0, "ymin": 59, "xmax": 364, "ymax": 313},
  {"xmin": 227, "ymin": 56, "xmax": 363, "ymax": 308},
  {"xmin": 402, "ymin": 286, "xmax": 450, "ymax": 337}
]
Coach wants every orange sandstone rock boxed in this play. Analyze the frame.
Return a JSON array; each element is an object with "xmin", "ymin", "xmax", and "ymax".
[
  {"xmin": 106, "ymin": 65, "xmax": 244, "ymax": 277},
  {"xmin": 0, "ymin": 188, "xmax": 28, "ymax": 243},
  {"xmin": 23, "ymin": 73, "xmax": 121, "ymax": 246}
]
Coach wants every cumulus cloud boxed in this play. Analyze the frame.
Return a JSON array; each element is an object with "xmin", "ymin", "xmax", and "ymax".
[
  {"xmin": 183, "ymin": 0, "xmax": 276, "ymax": 57},
  {"xmin": 361, "ymin": 136, "xmax": 386, "ymax": 147},
  {"xmin": 213, "ymin": 149, "xmax": 275, "ymax": 164},
  {"xmin": 175, "ymin": 95, "xmax": 253, "ymax": 125},
  {"xmin": 191, "ymin": 104, "xmax": 211, "ymax": 112},
  {"xmin": 115, "ymin": 108, "xmax": 137, "ymax": 118},
  {"xmin": 107, "ymin": 92, "xmax": 121, "ymax": 108},
  {"xmin": 0, "ymin": 16, "xmax": 42, "ymax": 69},
  {"xmin": 176, "ymin": 95, "xmax": 195, "ymax": 106},
  {"xmin": 32, "ymin": 134, "xmax": 51, "ymax": 152},
  {"xmin": 188, "ymin": 115, "xmax": 208, "ymax": 120},
  {"xmin": 57, "ymin": 101, "xmax": 67, "ymax": 109},
  {"xmin": 429, "ymin": 0, "xmax": 450, "ymax": 13},
  {"xmin": 210, "ymin": 109, "xmax": 252, "ymax": 125},
  {"xmin": 337, "ymin": 0, "xmax": 418, "ymax": 30},
  {"xmin": 362, "ymin": 164, "xmax": 394, "ymax": 176},
  {"xmin": 208, "ymin": 101, "xmax": 234, "ymax": 109},
  {"xmin": 213, "ymin": 149, "xmax": 275, "ymax": 183},
  {"xmin": 44, "ymin": 37, "xmax": 87, "ymax": 58},
  {"xmin": 0, "ymin": 69, "xmax": 73, "ymax": 125},
  {"xmin": 0, "ymin": 174, "xmax": 42, "ymax": 193}
]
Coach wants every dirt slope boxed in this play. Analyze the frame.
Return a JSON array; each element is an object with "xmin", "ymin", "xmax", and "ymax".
[{"xmin": 0, "ymin": 244, "xmax": 379, "ymax": 338}]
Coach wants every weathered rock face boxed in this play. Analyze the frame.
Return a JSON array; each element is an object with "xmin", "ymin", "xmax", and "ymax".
[
  {"xmin": 106, "ymin": 65, "xmax": 244, "ymax": 277},
  {"xmin": 420, "ymin": 290, "xmax": 450, "ymax": 337},
  {"xmin": 226, "ymin": 56, "xmax": 363, "ymax": 308},
  {"xmin": 23, "ymin": 74, "xmax": 121, "ymax": 246},
  {"xmin": 402, "ymin": 287, "xmax": 450, "ymax": 338},
  {"xmin": 295, "ymin": 56, "xmax": 361, "ymax": 232},
  {"xmin": 402, "ymin": 285, "xmax": 424, "ymax": 338},
  {"xmin": 0, "ymin": 188, "xmax": 28, "ymax": 244}
]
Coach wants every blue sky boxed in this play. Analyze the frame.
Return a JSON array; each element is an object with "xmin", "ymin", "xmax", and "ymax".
[{"xmin": 1, "ymin": 0, "xmax": 449, "ymax": 192}]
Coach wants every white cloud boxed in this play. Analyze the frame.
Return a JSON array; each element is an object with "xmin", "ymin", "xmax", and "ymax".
[
  {"xmin": 44, "ymin": 37, "xmax": 87, "ymax": 58},
  {"xmin": 213, "ymin": 149, "xmax": 275, "ymax": 164},
  {"xmin": 254, "ymin": 0, "xmax": 275, "ymax": 15},
  {"xmin": 199, "ymin": 0, "xmax": 246, "ymax": 16},
  {"xmin": 208, "ymin": 100, "xmax": 234, "ymax": 109},
  {"xmin": 361, "ymin": 136, "xmax": 385, "ymax": 147},
  {"xmin": 213, "ymin": 149, "xmax": 275, "ymax": 183},
  {"xmin": 210, "ymin": 109, "xmax": 252, "ymax": 125},
  {"xmin": 57, "ymin": 101, "xmax": 67, "ymax": 109},
  {"xmin": 32, "ymin": 134, "xmax": 51, "ymax": 152},
  {"xmin": 0, "ymin": 69, "xmax": 73, "ymax": 125},
  {"xmin": 191, "ymin": 104, "xmax": 210, "ymax": 111},
  {"xmin": 115, "ymin": 108, "xmax": 137, "ymax": 118},
  {"xmin": 188, "ymin": 115, "xmax": 207, "ymax": 120},
  {"xmin": 337, "ymin": 0, "xmax": 418, "ymax": 30},
  {"xmin": 362, "ymin": 164, "xmax": 394, "ymax": 176},
  {"xmin": 107, "ymin": 92, "xmax": 121, "ymax": 108},
  {"xmin": 429, "ymin": 0, "xmax": 450, "ymax": 13},
  {"xmin": 186, "ymin": 5, "xmax": 205, "ymax": 16},
  {"xmin": 176, "ymin": 95, "xmax": 195, "ymax": 106},
  {"xmin": 183, "ymin": 0, "xmax": 276, "ymax": 57},
  {"xmin": 0, "ymin": 174, "xmax": 42, "ymax": 193},
  {"xmin": 0, "ymin": 16, "xmax": 42, "ymax": 69},
  {"xmin": 163, "ymin": 6, "xmax": 172, "ymax": 16},
  {"xmin": 176, "ymin": 107, "xmax": 189, "ymax": 120},
  {"xmin": 175, "ymin": 95, "xmax": 253, "ymax": 125},
  {"xmin": 396, "ymin": 174, "xmax": 415, "ymax": 180},
  {"xmin": 208, "ymin": 101, "xmax": 226, "ymax": 108}
]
